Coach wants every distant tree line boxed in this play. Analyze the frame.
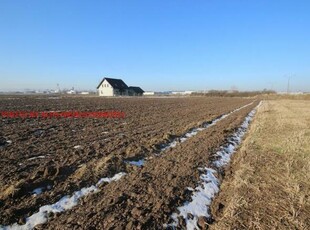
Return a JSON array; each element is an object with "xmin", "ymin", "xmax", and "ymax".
[{"xmin": 191, "ymin": 89, "xmax": 276, "ymax": 97}]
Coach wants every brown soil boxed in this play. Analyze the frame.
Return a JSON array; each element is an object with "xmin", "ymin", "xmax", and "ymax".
[{"xmin": 0, "ymin": 95, "xmax": 256, "ymax": 228}]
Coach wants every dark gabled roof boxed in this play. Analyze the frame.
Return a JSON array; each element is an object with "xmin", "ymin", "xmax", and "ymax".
[
  {"xmin": 97, "ymin": 77, "xmax": 128, "ymax": 90},
  {"xmin": 128, "ymin": 86, "xmax": 144, "ymax": 94}
]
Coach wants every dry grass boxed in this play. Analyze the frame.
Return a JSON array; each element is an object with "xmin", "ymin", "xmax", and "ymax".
[
  {"xmin": 0, "ymin": 179, "xmax": 25, "ymax": 200},
  {"xmin": 210, "ymin": 99, "xmax": 310, "ymax": 229},
  {"xmin": 262, "ymin": 93, "xmax": 310, "ymax": 101}
]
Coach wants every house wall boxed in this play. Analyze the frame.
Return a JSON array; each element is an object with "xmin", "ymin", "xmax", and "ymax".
[
  {"xmin": 128, "ymin": 89, "xmax": 136, "ymax": 96},
  {"xmin": 114, "ymin": 89, "xmax": 129, "ymax": 96},
  {"xmin": 98, "ymin": 79, "xmax": 114, "ymax": 96},
  {"xmin": 128, "ymin": 90, "xmax": 143, "ymax": 96}
]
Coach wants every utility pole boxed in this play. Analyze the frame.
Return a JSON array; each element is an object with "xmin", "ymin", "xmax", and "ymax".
[
  {"xmin": 284, "ymin": 74, "xmax": 294, "ymax": 94},
  {"xmin": 287, "ymin": 76, "xmax": 290, "ymax": 94},
  {"xmin": 57, "ymin": 83, "xmax": 61, "ymax": 94}
]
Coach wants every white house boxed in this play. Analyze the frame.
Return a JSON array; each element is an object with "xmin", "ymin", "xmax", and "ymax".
[{"xmin": 97, "ymin": 78, "xmax": 129, "ymax": 96}]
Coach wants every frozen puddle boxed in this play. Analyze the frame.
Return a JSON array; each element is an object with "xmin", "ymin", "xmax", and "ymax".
[
  {"xmin": 160, "ymin": 102, "xmax": 253, "ymax": 152},
  {"xmin": 1, "ymin": 172, "xmax": 126, "ymax": 230},
  {"xmin": 165, "ymin": 102, "xmax": 261, "ymax": 230}
]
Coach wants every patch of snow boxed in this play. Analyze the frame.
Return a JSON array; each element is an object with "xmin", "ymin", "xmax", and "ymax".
[
  {"xmin": 2, "ymin": 172, "xmax": 126, "ymax": 230},
  {"xmin": 214, "ymin": 107, "xmax": 258, "ymax": 168},
  {"xmin": 161, "ymin": 140, "xmax": 178, "ymax": 151},
  {"xmin": 186, "ymin": 187, "xmax": 194, "ymax": 191},
  {"xmin": 96, "ymin": 172, "xmax": 126, "ymax": 185},
  {"xmin": 125, "ymin": 159, "xmax": 145, "ymax": 167},
  {"xmin": 180, "ymin": 137, "xmax": 187, "ymax": 143},
  {"xmin": 32, "ymin": 185, "xmax": 52, "ymax": 196},
  {"xmin": 184, "ymin": 129, "xmax": 198, "ymax": 138},
  {"xmin": 167, "ymin": 168, "xmax": 219, "ymax": 230},
  {"xmin": 165, "ymin": 101, "xmax": 262, "ymax": 229},
  {"xmin": 32, "ymin": 188, "xmax": 43, "ymax": 196},
  {"xmin": 27, "ymin": 156, "xmax": 45, "ymax": 161}
]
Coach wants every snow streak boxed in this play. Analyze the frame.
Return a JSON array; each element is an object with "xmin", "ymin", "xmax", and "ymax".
[
  {"xmin": 1, "ymin": 173, "xmax": 126, "ymax": 230},
  {"xmin": 165, "ymin": 101, "xmax": 262, "ymax": 230}
]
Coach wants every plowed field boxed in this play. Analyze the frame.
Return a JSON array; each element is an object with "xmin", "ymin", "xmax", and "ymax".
[{"xmin": 0, "ymin": 96, "xmax": 257, "ymax": 229}]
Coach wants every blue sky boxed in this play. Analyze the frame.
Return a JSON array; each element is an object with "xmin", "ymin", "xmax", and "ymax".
[{"xmin": 0, "ymin": 0, "xmax": 309, "ymax": 92}]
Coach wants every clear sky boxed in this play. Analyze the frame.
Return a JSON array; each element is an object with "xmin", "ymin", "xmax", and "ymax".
[{"xmin": 0, "ymin": 0, "xmax": 310, "ymax": 92}]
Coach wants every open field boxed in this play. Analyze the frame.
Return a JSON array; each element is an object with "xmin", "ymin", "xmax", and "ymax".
[
  {"xmin": 0, "ymin": 96, "xmax": 258, "ymax": 229},
  {"xmin": 2, "ymin": 0, "xmax": 310, "ymax": 229},
  {"xmin": 2, "ymin": 96, "xmax": 309, "ymax": 229},
  {"xmin": 210, "ymin": 99, "xmax": 310, "ymax": 229}
]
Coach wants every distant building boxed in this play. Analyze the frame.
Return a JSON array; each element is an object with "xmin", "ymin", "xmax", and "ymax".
[
  {"xmin": 80, "ymin": 91, "xmax": 90, "ymax": 95},
  {"xmin": 143, "ymin": 91, "xmax": 155, "ymax": 96},
  {"xmin": 67, "ymin": 89, "xmax": 76, "ymax": 94},
  {"xmin": 171, "ymin": 91, "xmax": 194, "ymax": 95},
  {"xmin": 97, "ymin": 77, "xmax": 144, "ymax": 97}
]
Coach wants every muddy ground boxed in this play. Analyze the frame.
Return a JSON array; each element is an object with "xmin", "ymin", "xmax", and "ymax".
[{"xmin": 0, "ymin": 95, "xmax": 256, "ymax": 228}]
